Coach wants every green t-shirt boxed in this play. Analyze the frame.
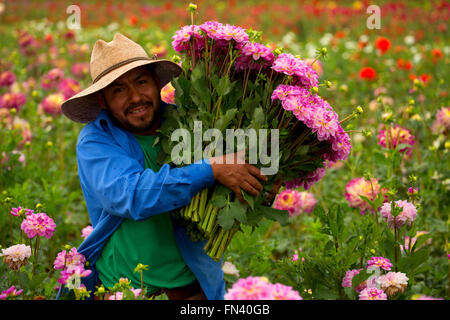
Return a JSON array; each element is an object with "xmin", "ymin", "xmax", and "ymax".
[{"xmin": 96, "ymin": 134, "xmax": 196, "ymax": 294}]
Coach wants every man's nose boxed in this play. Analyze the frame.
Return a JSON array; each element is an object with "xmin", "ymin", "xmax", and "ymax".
[{"xmin": 129, "ymin": 85, "xmax": 142, "ymax": 103}]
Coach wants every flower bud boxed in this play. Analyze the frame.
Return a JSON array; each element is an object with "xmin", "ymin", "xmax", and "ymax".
[
  {"xmin": 188, "ymin": 3, "xmax": 197, "ymax": 12},
  {"xmin": 171, "ymin": 55, "xmax": 181, "ymax": 64}
]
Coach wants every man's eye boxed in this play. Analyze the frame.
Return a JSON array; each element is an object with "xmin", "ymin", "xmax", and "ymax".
[
  {"xmin": 138, "ymin": 79, "xmax": 148, "ymax": 85},
  {"xmin": 114, "ymin": 87, "xmax": 124, "ymax": 93}
]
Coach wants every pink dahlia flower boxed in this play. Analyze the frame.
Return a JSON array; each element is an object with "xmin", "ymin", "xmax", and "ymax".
[
  {"xmin": 81, "ymin": 225, "xmax": 93, "ymax": 239},
  {"xmin": 0, "ymin": 286, "xmax": 23, "ymax": 300},
  {"xmin": 21, "ymin": 212, "xmax": 56, "ymax": 239},
  {"xmin": 344, "ymin": 177, "xmax": 387, "ymax": 214},
  {"xmin": 224, "ymin": 276, "xmax": 274, "ymax": 300},
  {"xmin": 271, "ymin": 53, "xmax": 319, "ymax": 89},
  {"xmin": 108, "ymin": 288, "xmax": 142, "ymax": 300},
  {"xmin": 297, "ymin": 191, "xmax": 317, "ymax": 214},
  {"xmin": 366, "ymin": 256, "xmax": 393, "ymax": 271},
  {"xmin": 377, "ymin": 272, "xmax": 408, "ymax": 296},
  {"xmin": 41, "ymin": 68, "xmax": 64, "ymax": 90},
  {"xmin": 161, "ymin": 82, "xmax": 175, "ymax": 105},
  {"xmin": 70, "ymin": 63, "xmax": 90, "ymax": 78},
  {"xmin": 273, "ymin": 189, "xmax": 302, "ymax": 217},
  {"xmin": 57, "ymin": 265, "xmax": 92, "ymax": 286},
  {"xmin": 377, "ymin": 124, "xmax": 415, "ymax": 158},
  {"xmin": 379, "ymin": 200, "xmax": 417, "ymax": 229},
  {"xmin": 171, "ymin": 25, "xmax": 204, "ymax": 54},
  {"xmin": 54, "ymin": 247, "xmax": 86, "ymax": 271},
  {"xmin": 0, "ymin": 92, "xmax": 26, "ymax": 110},
  {"xmin": 0, "ymin": 71, "xmax": 16, "ymax": 87},
  {"xmin": 358, "ymin": 287, "xmax": 387, "ymax": 300},
  {"xmin": 431, "ymin": 106, "xmax": 450, "ymax": 134},
  {"xmin": 10, "ymin": 206, "xmax": 34, "ymax": 217},
  {"xmin": 342, "ymin": 268, "xmax": 363, "ymax": 288},
  {"xmin": 41, "ymin": 93, "xmax": 65, "ymax": 115},
  {"xmin": 58, "ymin": 78, "xmax": 81, "ymax": 99},
  {"xmin": 271, "ymin": 283, "xmax": 303, "ymax": 300}
]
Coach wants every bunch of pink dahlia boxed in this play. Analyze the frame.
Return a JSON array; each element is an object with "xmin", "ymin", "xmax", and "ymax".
[
  {"xmin": 0, "ymin": 244, "xmax": 31, "ymax": 270},
  {"xmin": 379, "ymin": 200, "xmax": 417, "ymax": 229},
  {"xmin": 20, "ymin": 212, "xmax": 56, "ymax": 239},
  {"xmin": 358, "ymin": 287, "xmax": 387, "ymax": 300},
  {"xmin": 0, "ymin": 92, "xmax": 26, "ymax": 110},
  {"xmin": 366, "ymin": 256, "xmax": 393, "ymax": 271},
  {"xmin": 377, "ymin": 124, "xmax": 415, "ymax": 157},
  {"xmin": 377, "ymin": 272, "xmax": 408, "ymax": 296},
  {"xmin": 224, "ymin": 276, "xmax": 302, "ymax": 300},
  {"xmin": 54, "ymin": 247, "xmax": 86, "ymax": 271},
  {"xmin": 344, "ymin": 177, "xmax": 387, "ymax": 214},
  {"xmin": 431, "ymin": 106, "xmax": 450, "ymax": 134}
]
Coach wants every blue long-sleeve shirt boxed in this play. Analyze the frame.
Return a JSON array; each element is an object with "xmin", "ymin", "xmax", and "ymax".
[{"xmin": 74, "ymin": 105, "xmax": 226, "ymax": 300}]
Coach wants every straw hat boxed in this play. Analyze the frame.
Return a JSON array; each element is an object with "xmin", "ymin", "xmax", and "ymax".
[{"xmin": 61, "ymin": 33, "xmax": 182, "ymax": 123}]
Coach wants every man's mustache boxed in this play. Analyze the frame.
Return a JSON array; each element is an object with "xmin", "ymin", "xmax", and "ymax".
[{"xmin": 125, "ymin": 101, "xmax": 153, "ymax": 114}]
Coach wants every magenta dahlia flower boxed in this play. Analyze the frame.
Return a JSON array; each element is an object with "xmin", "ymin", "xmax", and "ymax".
[
  {"xmin": 377, "ymin": 124, "xmax": 415, "ymax": 157},
  {"xmin": 20, "ymin": 212, "xmax": 56, "ymax": 239},
  {"xmin": 366, "ymin": 256, "xmax": 393, "ymax": 271},
  {"xmin": 0, "ymin": 92, "xmax": 26, "ymax": 110},
  {"xmin": 54, "ymin": 247, "xmax": 86, "ymax": 271},
  {"xmin": 0, "ymin": 71, "xmax": 16, "ymax": 87},
  {"xmin": 273, "ymin": 189, "xmax": 302, "ymax": 217},
  {"xmin": 358, "ymin": 287, "xmax": 387, "ymax": 300}
]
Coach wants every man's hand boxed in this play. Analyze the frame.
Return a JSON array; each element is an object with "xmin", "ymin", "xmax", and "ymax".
[{"xmin": 209, "ymin": 151, "xmax": 268, "ymax": 203}]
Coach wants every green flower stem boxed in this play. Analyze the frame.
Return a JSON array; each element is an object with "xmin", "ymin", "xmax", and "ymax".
[
  {"xmin": 200, "ymin": 202, "xmax": 214, "ymax": 232},
  {"xmin": 209, "ymin": 228, "xmax": 226, "ymax": 259},
  {"xmin": 192, "ymin": 193, "xmax": 200, "ymax": 222},
  {"xmin": 198, "ymin": 188, "xmax": 208, "ymax": 220},
  {"xmin": 206, "ymin": 207, "xmax": 219, "ymax": 235}
]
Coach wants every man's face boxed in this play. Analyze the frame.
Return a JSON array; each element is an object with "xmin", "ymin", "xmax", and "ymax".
[{"xmin": 101, "ymin": 66, "xmax": 161, "ymax": 133}]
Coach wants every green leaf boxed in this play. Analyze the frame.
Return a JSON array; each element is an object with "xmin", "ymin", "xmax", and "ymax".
[
  {"xmin": 217, "ymin": 201, "xmax": 247, "ymax": 230},
  {"xmin": 256, "ymin": 204, "xmax": 289, "ymax": 226},
  {"xmin": 215, "ymin": 108, "xmax": 238, "ymax": 131},
  {"xmin": 211, "ymin": 195, "xmax": 228, "ymax": 209},
  {"xmin": 241, "ymin": 190, "xmax": 254, "ymax": 210}
]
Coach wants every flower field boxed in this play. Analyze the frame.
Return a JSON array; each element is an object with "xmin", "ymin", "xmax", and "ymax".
[{"xmin": 0, "ymin": 0, "xmax": 449, "ymax": 301}]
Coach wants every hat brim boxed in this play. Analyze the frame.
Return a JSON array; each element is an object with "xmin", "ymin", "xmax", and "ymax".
[{"xmin": 61, "ymin": 59, "xmax": 182, "ymax": 123}]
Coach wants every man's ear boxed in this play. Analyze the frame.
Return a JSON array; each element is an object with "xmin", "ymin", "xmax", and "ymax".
[{"xmin": 97, "ymin": 91, "xmax": 107, "ymax": 109}]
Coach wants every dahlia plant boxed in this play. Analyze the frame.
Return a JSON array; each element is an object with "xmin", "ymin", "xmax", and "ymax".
[{"xmin": 157, "ymin": 7, "xmax": 354, "ymax": 261}]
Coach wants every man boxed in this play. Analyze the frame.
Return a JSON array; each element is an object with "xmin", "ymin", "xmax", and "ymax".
[{"xmin": 61, "ymin": 33, "xmax": 267, "ymax": 300}]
